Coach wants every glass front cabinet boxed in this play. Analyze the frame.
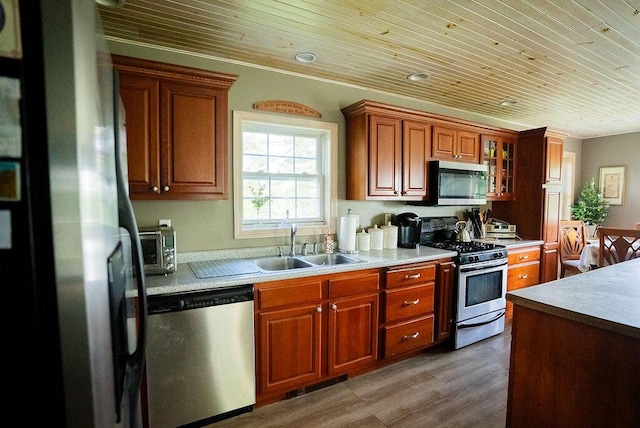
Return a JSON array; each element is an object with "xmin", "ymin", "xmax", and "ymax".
[{"xmin": 482, "ymin": 135, "xmax": 516, "ymax": 201}]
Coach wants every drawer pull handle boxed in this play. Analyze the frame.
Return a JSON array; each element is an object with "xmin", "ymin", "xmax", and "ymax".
[
  {"xmin": 403, "ymin": 299, "xmax": 420, "ymax": 306},
  {"xmin": 518, "ymin": 274, "xmax": 528, "ymax": 279},
  {"xmin": 402, "ymin": 332, "xmax": 420, "ymax": 341},
  {"xmin": 518, "ymin": 255, "xmax": 529, "ymax": 260},
  {"xmin": 404, "ymin": 273, "xmax": 421, "ymax": 280}
]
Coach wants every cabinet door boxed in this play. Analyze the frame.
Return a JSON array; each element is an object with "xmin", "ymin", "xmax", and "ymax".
[
  {"xmin": 401, "ymin": 121, "xmax": 430, "ymax": 198},
  {"xmin": 545, "ymin": 136, "xmax": 563, "ymax": 184},
  {"xmin": 541, "ymin": 189, "xmax": 561, "ymax": 282},
  {"xmin": 435, "ymin": 261, "xmax": 455, "ymax": 341},
  {"xmin": 368, "ymin": 115, "xmax": 402, "ymax": 197},
  {"xmin": 161, "ymin": 81, "xmax": 228, "ymax": 198},
  {"xmin": 257, "ymin": 304, "xmax": 323, "ymax": 394},
  {"xmin": 457, "ymin": 130, "xmax": 480, "ymax": 163},
  {"xmin": 432, "ymin": 126, "xmax": 456, "ymax": 160},
  {"xmin": 327, "ymin": 293, "xmax": 378, "ymax": 376},
  {"xmin": 118, "ymin": 73, "xmax": 160, "ymax": 197}
]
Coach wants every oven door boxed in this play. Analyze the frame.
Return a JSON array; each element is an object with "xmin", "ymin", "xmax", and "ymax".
[{"xmin": 455, "ymin": 261, "xmax": 507, "ymax": 349}]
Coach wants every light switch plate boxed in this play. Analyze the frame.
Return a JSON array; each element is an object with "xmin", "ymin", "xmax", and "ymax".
[{"xmin": 159, "ymin": 219, "xmax": 171, "ymax": 227}]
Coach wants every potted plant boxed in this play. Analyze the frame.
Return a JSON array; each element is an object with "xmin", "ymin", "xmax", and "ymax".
[{"xmin": 571, "ymin": 178, "xmax": 609, "ymax": 237}]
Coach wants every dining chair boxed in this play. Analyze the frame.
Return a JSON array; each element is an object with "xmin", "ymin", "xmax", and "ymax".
[
  {"xmin": 559, "ymin": 220, "xmax": 588, "ymax": 277},
  {"xmin": 598, "ymin": 227, "xmax": 640, "ymax": 267}
]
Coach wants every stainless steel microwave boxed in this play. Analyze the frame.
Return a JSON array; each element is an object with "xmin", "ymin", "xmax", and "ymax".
[
  {"xmin": 412, "ymin": 160, "xmax": 487, "ymax": 206},
  {"xmin": 139, "ymin": 226, "xmax": 177, "ymax": 275}
]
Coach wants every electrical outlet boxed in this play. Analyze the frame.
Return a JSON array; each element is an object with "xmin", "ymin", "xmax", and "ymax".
[{"xmin": 159, "ymin": 219, "xmax": 171, "ymax": 227}]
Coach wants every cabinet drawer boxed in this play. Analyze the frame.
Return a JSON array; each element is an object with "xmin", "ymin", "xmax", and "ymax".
[
  {"xmin": 508, "ymin": 247, "xmax": 541, "ymax": 265},
  {"xmin": 257, "ymin": 280, "xmax": 323, "ymax": 310},
  {"xmin": 384, "ymin": 284, "xmax": 434, "ymax": 323},
  {"xmin": 507, "ymin": 263, "xmax": 540, "ymax": 291},
  {"xmin": 384, "ymin": 315, "xmax": 434, "ymax": 357},
  {"xmin": 386, "ymin": 264, "xmax": 435, "ymax": 289},
  {"xmin": 329, "ymin": 272, "xmax": 379, "ymax": 299}
]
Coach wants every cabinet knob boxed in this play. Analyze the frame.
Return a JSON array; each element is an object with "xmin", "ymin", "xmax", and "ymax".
[
  {"xmin": 331, "ymin": 303, "xmax": 337, "ymax": 310},
  {"xmin": 402, "ymin": 332, "xmax": 420, "ymax": 341},
  {"xmin": 163, "ymin": 186, "xmax": 170, "ymax": 192},
  {"xmin": 393, "ymin": 190, "xmax": 398, "ymax": 195},
  {"xmin": 316, "ymin": 306, "xmax": 323, "ymax": 313},
  {"xmin": 402, "ymin": 299, "xmax": 420, "ymax": 306},
  {"xmin": 152, "ymin": 186, "xmax": 159, "ymax": 193}
]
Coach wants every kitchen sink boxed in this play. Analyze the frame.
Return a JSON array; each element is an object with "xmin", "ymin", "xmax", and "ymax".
[
  {"xmin": 253, "ymin": 256, "xmax": 314, "ymax": 272},
  {"xmin": 300, "ymin": 253, "xmax": 362, "ymax": 266}
]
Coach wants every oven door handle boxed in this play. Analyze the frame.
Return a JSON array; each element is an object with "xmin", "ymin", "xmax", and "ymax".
[
  {"xmin": 457, "ymin": 309, "xmax": 505, "ymax": 329},
  {"xmin": 459, "ymin": 261, "xmax": 507, "ymax": 273}
]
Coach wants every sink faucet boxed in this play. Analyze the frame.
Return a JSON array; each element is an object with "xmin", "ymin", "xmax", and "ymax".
[{"xmin": 290, "ymin": 223, "xmax": 297, "ymax": 256}]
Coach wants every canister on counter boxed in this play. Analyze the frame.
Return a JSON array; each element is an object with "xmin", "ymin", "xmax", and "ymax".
[
  {"xmin": 368, "ymin": 224, "xmax": 383, "ymax": 250},
  {"xmin": 356, "ymin": 228, "xmax": 370, "ymax": 251},
  {"xmin": 381, "ymin": 221, "xmax": 398, "ymax": 249}
]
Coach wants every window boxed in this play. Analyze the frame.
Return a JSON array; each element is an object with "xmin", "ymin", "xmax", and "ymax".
[{"xmin": 233, "ymin": 111, "xmax": 337, "ymax": 239}]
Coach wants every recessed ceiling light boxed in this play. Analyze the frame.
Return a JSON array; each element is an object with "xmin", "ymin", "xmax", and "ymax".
[
  {"xmin": 407, "ymin": 72, "xmax": 429, "ymax": 82},
  {"xmin": 295, "ymin": 52, "xmax": 317, "ymax": 63},
  {"xmin": 498, "ymin": 99, "xmax": 519, "ymax": 107}
]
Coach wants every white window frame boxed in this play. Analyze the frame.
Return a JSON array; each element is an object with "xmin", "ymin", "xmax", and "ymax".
[{"xmin": 233, "ymin": 110, "xmax": 337, "ymax": 239}]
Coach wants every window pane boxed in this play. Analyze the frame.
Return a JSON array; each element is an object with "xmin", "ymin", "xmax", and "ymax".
[
  {"xmin": 297, "ymin": 177, "xmax": 319, "ymax": 197},
  {"xmin": 269, "ymin": 156, "xmax": 294, "ymax": 174},
  {"xmin": 296, "ymin": 198, "xmax": 319, "ymax": 219},
  {"xmin": 295, "ymin": 158, "xmax": 317, "ymax": 174},
  {"xmin": 243, "ymin": 154, "xmax": 267, "ymax": 173},
  {"xmin": 295, "ymin": 137, "xmax": 317, "ymax": 158},
  {"xmin": 269, "ymin": 134, "xmax": 294, "ymax": 156},
  {"xmin": 271, "ymin": 178, "xmax": 295, "ymax": 198},
  {"xmin": 243, "ymin": 132, "xmax": 267, "ymax": 155}
]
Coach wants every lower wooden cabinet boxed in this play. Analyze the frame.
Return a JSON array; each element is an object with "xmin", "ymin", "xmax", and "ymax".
[
  {"xmin": 254, "ymin": 259, "xmax": 455, "ymax": 405},
  {"xmin": 506, "ymin": 245, "xmax": 541, "ymax": 318},
  {"xmin": 255, "ymin": 270, "xmax": 379, "ymax": 402},
  {"xmin": 383, "ymin": 263, "xmax": 436, "ymax": 357}
]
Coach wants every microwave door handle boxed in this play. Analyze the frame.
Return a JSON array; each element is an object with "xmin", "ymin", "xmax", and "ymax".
[{"xmin": 457, "ymin": 310, "xmax": 506, "ymax": 329}]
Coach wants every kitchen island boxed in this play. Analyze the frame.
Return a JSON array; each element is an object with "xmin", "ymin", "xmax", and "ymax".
[{"xmin": 506, "ymin": 258, "xmax": 640, "ymax": 427}]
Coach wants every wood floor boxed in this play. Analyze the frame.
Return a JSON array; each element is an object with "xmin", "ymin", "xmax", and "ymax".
[{"xmin": 213, "ymin": 321, "xmax": 512, "ymax": 427}]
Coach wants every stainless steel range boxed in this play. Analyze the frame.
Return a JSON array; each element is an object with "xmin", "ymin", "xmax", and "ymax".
[{"xmin": 420, "ymin": 217, "xmax": 508, "ymax": 349}]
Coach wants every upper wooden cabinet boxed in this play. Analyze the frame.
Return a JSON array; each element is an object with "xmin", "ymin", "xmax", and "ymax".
[
  {"xmin": 342, "ymin": 102, "xmax": 430, "ymax": 200},
  {"xmin": 432, "ymin": 126, "xmax": 480, "ymax": 163},
  {"xmin": 482, "ymin": 134, "xmax": 517, "ymax": 201},
  {"xmin": 113, "ymin": 55, "xmax": 237, "ymax": 200},
  {"xmin": 342, "ymin": 100, "xmax": 518, "ymax": 201}
]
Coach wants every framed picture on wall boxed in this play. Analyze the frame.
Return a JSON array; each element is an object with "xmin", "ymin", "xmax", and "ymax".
[{"xmin": 599, "ymin": 165, "xmax": 626, "ymax": 206}]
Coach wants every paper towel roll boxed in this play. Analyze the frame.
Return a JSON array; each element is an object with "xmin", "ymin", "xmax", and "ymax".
[{"xmin": 338, "ymin": 216, "xmax": 358, "ymax": 252}]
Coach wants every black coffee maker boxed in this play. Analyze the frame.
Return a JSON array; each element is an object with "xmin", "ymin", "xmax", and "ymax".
[{"xmin": 394, "ymin": 212, "xmax": 423, "ymax": 248}]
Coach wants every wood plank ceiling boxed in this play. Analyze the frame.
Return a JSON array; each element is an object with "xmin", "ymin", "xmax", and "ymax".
[{"xmin": 98, "ymin": 0, "xmax": 640, "ymax": 139}]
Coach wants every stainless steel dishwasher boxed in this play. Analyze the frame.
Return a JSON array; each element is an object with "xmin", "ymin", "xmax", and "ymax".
[{"xmin": 146, "ymin": 284, "xmax": 255, "ymax": 428}]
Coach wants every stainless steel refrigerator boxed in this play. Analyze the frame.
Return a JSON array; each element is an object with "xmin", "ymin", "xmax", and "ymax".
[{"xmin": 2, "ymin": 1, "xmax": 146, "ymax": 426}]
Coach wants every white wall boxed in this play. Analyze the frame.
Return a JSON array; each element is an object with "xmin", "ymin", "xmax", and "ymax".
[{"xmin": 580, "ymin": 132, "xmax": 640, "ymax": 228}]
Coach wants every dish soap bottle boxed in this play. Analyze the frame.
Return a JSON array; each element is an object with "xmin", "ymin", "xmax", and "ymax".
[{"xmin": 324, "ymin": 230, "xmax": 335, "ymax": 254}]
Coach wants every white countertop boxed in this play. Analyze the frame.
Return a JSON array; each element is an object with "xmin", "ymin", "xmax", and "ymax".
[
  {"xmin": 144, "ymin": 239, "xmax": 544, "ymax": 296},
  {"xmin": 507, "ymin": 258, "xmax": 640, "ymax": 339},
  {"xmin": 144, "ymin": 246, "xmax": 458, "ymax": 296}
]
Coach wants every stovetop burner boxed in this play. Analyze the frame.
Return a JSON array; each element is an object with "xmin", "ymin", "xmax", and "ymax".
[{"xmin": 424, "ymin": 240, "xmax": 508, "ymax": 265}]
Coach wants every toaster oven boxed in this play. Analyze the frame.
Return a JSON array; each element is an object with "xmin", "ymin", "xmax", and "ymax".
[{"xmin": 139, "ymin": 226, "xmax": 177, "ymax": 275}]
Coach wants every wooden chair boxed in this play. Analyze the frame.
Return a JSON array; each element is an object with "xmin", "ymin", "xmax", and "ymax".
[
  {"xmin": 559, "ymin": 220, "xmax": 588, "ymax": 277},
  {"xmin": 598, "ymin": 227, "xmax": 640, "ymax": 267}
]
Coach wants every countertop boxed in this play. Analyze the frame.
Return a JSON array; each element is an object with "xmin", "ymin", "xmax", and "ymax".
[
  {"xmin": 507, "ymin": 258, "xmax": 640, "ymax": 339},
  {"xmin": 144, "ymin": 239, "xmax": 542, "ymax": 296}
]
